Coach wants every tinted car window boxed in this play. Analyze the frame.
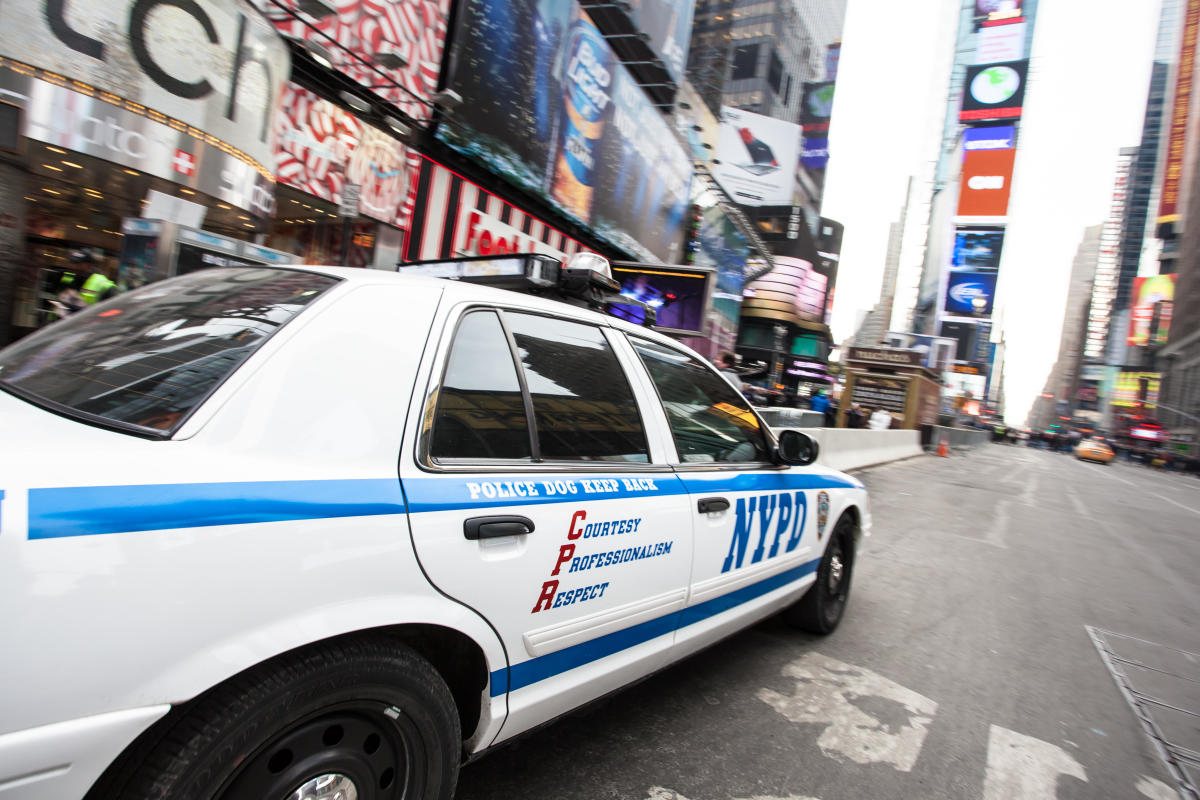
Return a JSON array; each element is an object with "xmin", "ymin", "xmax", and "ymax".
[
  {"xmin": 431, "ymin": 311, "xmax": 532, "ymax": 461},
  {"xmin": 507, "ymin": 313, "xmax": 649, "ymax": 462},
  {"xmin": 0, "ymin": 268, "xmax": 338, "ymax": 436},
  {"xmin": 631, "ymin": 339, "xmax": 770, "ymax": 463}
]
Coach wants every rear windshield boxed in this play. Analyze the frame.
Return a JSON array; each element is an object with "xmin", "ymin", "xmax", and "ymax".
[{"xmin": 0, "ymin": 268, "xmax": 339, "ymax": 437}]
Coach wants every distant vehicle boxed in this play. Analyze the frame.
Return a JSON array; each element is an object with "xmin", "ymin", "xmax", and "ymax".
[
  {"xmin": 0, "ymin": 254, "xmax": 870, "ymax": 800},
  {"xmin": 1076, "ymin": 438, "xmax": 1115, "ymax": 464}
]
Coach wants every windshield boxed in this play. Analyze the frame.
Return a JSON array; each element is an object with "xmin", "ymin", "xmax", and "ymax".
[{"xmin": 0, "ymin": 268, "xmax": 339, "ymax": 436}]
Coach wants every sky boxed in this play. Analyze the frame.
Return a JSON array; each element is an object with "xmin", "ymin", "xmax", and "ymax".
[{"xmin": 820, "ymin": 0, "xmax": 1165, "ymax": 426}]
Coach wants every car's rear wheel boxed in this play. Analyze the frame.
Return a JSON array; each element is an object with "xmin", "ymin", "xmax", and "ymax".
[
  {"xmin": 93, "ymin": 636, "xmax": 460, "ymax": 800},
  {"xmin": 785, "ymin": 515, "xmax": 856, "ymax": 634}
]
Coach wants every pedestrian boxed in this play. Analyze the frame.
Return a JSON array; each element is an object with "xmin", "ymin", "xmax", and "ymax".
[
  {"xmin": 50, "ymin": 250, "xmax": 117, "ymax": 318},
  {"xmin": 846, "ymin": 403, "xmax": 865, "ymax": 429},
  {"xmin": 868, "ymin": 407, "xmax": 892, "ymax": 430},
  {"xmin": 717, "ymin": 352, "xmax": 743, "ymax": 394}
]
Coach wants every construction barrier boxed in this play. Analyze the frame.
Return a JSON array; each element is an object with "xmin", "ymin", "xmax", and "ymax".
[
  {"xmin": 754, "ymin": 407, "xmax": 825, "ymax": 428},
  {"xmin": 772, "ymin": 427, "xmax": 926, "ymax": 473},
  {"xmin": 921, "ymin": 425, "xmax": 991, "ymax": 452}
]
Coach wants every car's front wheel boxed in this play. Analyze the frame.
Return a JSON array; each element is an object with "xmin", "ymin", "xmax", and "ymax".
[
  {"xmin": 785, "ymin": 515, "xmax": 857, "ymax": 634},
  {"xmin": 91, "ymin": 636, "xmax": 460, "ymax": 800}
]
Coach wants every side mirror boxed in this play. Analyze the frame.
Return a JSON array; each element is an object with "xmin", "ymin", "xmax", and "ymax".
[{"xmin": 776, "ymin": 429, "xmax": 819, "ymax": 466}]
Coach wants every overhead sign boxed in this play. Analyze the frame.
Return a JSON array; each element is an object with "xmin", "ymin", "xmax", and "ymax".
[
  {"xmin": 713, "ymin": 107, "xmax": 801, "ymax": 207},
  {"xmin": 945, "ymin": 270, "xmax": 997, "ymax": 317},
  {"xmin": 957, "ymin": 149, "xmax": 1016, "ymax": 217},
  {"xmin": 960, "ymin": 60, "xmax": 1028, "ymax": 121},
  {"xmin": 0, "ymin": 0, "xmax": 288, "ymax": 174},
  {"xmin": 964, "ymin": 126, "xmax": 1015, "ymax": 151}
]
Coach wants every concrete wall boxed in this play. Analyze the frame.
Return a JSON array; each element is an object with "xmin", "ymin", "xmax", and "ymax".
[{"xmin": 774, "ymin": 427, "xmax": 926, "ymax": 472}]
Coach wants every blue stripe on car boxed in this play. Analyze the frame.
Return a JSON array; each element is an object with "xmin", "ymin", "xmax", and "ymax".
[
  {"xmin": 27, "ymin": 479, "xmax": 407, "ymax": 539},
  {"xmin": 489, "ymin": 558, "xmax": 822, "ymax": 696}
]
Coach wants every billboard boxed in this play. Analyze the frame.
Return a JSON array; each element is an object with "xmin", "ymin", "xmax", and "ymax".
[
  {"xmin": 0, "ymin": 0, "xmax": 288, "ymax": 177},
  {"xmin": 607, "ymin": 264, "xmax": 710, "ymax": 335},
  {"xmin": 1126, "ymin": 274, "xmax": 1177, "ymax": 346},
  {"xmin": 976, "ymin": 20, "xmax": 1026, "ymax": 63},
  {"xmin": 1159, "ymin": 0, "xmax": 1200, "ymax": 223},
  {"xmin": 438, "ymin": 0, "xmax": 692, "ymax": 264},
  {"xmin": 964, "ymin": 126, "xmax": 1015, "ymax": 151},
  {"xmin": 712, "ymin": 107, "xmax": 801, "ymax": 206},
  {"xmin": 940, "ymin": 320, "xmax": 978, "ymax": 361},
  {"xmin": 257, "ymin": 0, "xmax": 450, "ymax": 122},
  {"xmin": 975, "ymin": 0, "xmax": 1022, "ymax": 22},
  {"xmin": 1112, "ymin": 372, "xmax": 1160, "ymax": 409},
  {"xmin": 683, "ymin": 198, "xmax": 750, "ymax": 357},
  {"xmin": 625, "ymin": 0, "xmax": 697, "ymax": 85},
  {"xmin": 275, "ymin": 84, "xmax": 419, "ymax": 230},
  {"xmin": 801, "ymin": 81, "xmax": 836, "ymax": 133},
  {"xmin": 957, "ymin": 149, "xmax": 1016, "ymax": 217},
  {"xmin": 960, "ymin": 60, "xmax": 1028, "ymax": 121},
  {"xmin": 944, "ymin": 271, "xmax": 997, "ymax": 317},
  {"xmin": 742, "ymin": 255, "xmax": 828, "ymax": 326},
  {"xmin": 801, "ymin": 137, "xmax": 830, "ymax": 170},
  {"xmin": 952, "ymin": 226, "xmax": 1005, "ymax": 268}
]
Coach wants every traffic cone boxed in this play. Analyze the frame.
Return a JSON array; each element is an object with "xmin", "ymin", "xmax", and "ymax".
[{"xmin": 937, "ymin": 438, "xmax": 949, "ymax": 457}]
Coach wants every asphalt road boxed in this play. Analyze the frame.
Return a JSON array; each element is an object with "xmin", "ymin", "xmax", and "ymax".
[{"xmin": 455, "ymin": 445, "xmax": 1200, "ymax": 800}]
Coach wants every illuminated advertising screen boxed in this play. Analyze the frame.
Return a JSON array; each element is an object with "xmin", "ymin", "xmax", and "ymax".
[
  {"xmin": 801, "ymin": 137, "xmax": 830, "ymax": 170},
  {"xmin": 742, "ymin": 256, "xmax": 828, "ymax": 326},
  {"xmin": 952, "ymin": 226, "xmax": 1005, "ymax": 268},
  {"xmin": 713, "ymin": 107, "xmax": 801, "ymax": 206},
  {"xmin": 607, "ymin": 265, "xmax": 710, "ymax": 335},
  {"xmin": 960, "ymin": 60, "xmax": 1028, "ymax": 121},
  {"xmin": 438, "ymin": 0, "xmax": 693, "ymax": 264},
  {"xmin": 975, "ymin": 0, "xmax": 1022, "ymax": 22},
  {"xmin": 976, "ymin": 20, "xmax": 1026, "ymax": 62},
  {"xmin": 964, "ymin": 126, "xmax": 1015, "ymax": 151},
  {"xmin": 275, "ymin": 84, "xmax": 419, "ymax": 230},
  {"xmin": 1112, "ymin": 372, "xmax": 1160, "ymax": 409},
  {"xmin": 1126, "ymin": 274, "xmax": 1177, "ymax": 345},
  {"xmin": 682, "ymin": 200, "xmax": 749, "ymax": 356},
  {"xmin": 958, "ymin": 149, "xmax": 1016, "ymax": 216},
  {"xmin": 801, "ymin": 81, "xmax": 836, "ymax": 133},
  {"xmin": 945, "ymin": 271, "xmax": 997, "ymax": 317}
]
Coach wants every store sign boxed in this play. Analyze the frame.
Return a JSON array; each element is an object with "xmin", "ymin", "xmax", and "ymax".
[
  {"xmin": 404, "ymin": 158, "xmax": 584, "ymax": 262},
  {"xmin": 0, "ymin": 0, "xmax": 288, "ymax": 173},
  {"xmin": 257, "ymin": 0, "xmax": 450, "ymax": 122},
  {"xmin": 713, "ymin": 107, "xmax": 801, "ymax": 206},
  {"xmin": 438, "ymin": 2, "xmax": 691, "ymax": 264},
  {"xmin": 960, "ymin": 60, "xmax": 1028, "ymax": 121},
  {"xmin": 957, "ymin": 149, "xmax": 1015, "ymax": 216},
  {"xmin": 275, "ymin": 84, "xmax": 418, "ymax": 229},
  {"xmin": 2, "ymin": 65, "xmax": 273, "ymax": 215}
]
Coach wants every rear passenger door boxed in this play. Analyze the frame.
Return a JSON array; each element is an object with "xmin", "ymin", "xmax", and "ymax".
[
  {"xmin": 626, "ymin": 338, "xmax": 825, "ymax": 657},
  {"xmin": 401, "ymin": 306, "xmax": 692, "ymax": 742}
]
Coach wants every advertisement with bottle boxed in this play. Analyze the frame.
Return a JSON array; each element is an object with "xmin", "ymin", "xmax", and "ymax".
[
  {"xmin": 438, "ymin": 0, "xmax": 692, "ymax": 263},
  {"xmin": 712, "ymin": 107, "xmax": 800, "ymax": 207}
]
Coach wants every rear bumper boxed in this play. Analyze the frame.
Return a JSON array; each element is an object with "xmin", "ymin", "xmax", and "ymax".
[{"xmin": 0, "ymin": 706, "xmax": 169, "ymax": 799}]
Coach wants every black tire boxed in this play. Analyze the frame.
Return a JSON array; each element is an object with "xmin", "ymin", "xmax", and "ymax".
[
  {"xmin": 786, "ymin": 515, "xmax": 856, "ymax": 634},
  {"xmin": 93, "ymin": 636, "xmax": 460, "ymax": 800}
]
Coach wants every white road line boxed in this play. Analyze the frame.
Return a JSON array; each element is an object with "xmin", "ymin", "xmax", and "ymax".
[
  {"xmin": 985, "ymin": 499, "xmax": 1010, "ymax": 549},
  {"xmin": 758, "ymin": 653, "xmax": 938, "ymax": 772},
  {"xmin": 1066, "ymin": 487, "xmax": 1089, "ymax": 519},
  {"xmin": 1136, "ymin": 775, "xmax": 1183, "ymax": 799},
  {"xmin": 645, "ymin": 789, "xmax": 820, "ymax": 800},
  {"xmin": 983, "ymin": 725, "xmax": 1087, "ymax": 800},
  {"xmin": 1151, "ymin": 492, "xmax": 1200, "ymax": 517}
]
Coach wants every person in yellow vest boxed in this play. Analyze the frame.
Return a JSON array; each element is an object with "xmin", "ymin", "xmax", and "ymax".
[{"xmin": 51, "ymin": 250, "xmax": 117, "ymax": 318}]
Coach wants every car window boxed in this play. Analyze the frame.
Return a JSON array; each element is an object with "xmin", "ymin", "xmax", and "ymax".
[
  {"xmin": 0, "ymin": 268, "xmax": 339, "ymax": 436},
  {"xmin": 630, "ymin": 338, "xmax": 770, "ymax": 464},
  {"xmin": 506, "ymin": 313, "xmax": 649, "ymax": 463},
  {"xmin": 430, "ymin": 310, "xmax": 533, "ymax": 461}
]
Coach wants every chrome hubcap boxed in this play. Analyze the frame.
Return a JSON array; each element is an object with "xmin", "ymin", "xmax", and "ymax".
[
  {"xmin": 288, "ymin": 773, "xmax": 358, "ymax": 800},
  {"xmin": 828, "ymin": 551, "xmax": 844, "ymax": 593}
]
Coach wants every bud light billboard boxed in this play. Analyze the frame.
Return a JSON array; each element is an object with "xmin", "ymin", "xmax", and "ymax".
[
  {"xmin": 438, "ymin": 0, "xmax": 693, "ymax": 264},
  {"xmin": 944, "ymin": 270, "xmax": 998, "ymax": 317}
]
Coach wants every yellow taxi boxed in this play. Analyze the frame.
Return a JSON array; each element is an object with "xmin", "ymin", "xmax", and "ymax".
[{"xmin": 1076, "ymin": 437, "xmax": 1115, "ymax": 464}]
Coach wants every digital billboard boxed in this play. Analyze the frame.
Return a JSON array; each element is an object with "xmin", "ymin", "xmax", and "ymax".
[
  {"xmin": 976, "ymin": 19, "xmax": 1026, "ymax": 62},
  {"xmin": 438, "ymin": 0, "xmax": 693, "ymax": 264},
  {"xmin": 945, "ymin": 271, "xmax": 997, "ymax": 317},
  {"xmin": 960, "ymin": 60, "xmax": 1028, "ymax": 121},
  {"xmin": 712, "ymin": 107, "xmax": 801, "ymax": 207},
  {"xmin": 683, "ymin": 198, "xmax": 750, "ymax": 357},
  {"xmin": 276, "ymin": 84, "xmax": 419, "ymax": 230},
  {"xmin": 1112, "ymin": 372, "xmax": 1160, "ymax": 409},
  {"xmin": 1127, "ymin": 274, "xmax": 1177, "ymax": 346},
  {"xmin": 742, "ymin": 255, "xmax": 828, "ymax": 326},
  {"xmin": 964, "ymin": 126, "xmax": 1015, "ymax": 151},
  {"xmin": 975, "ymin": 0, "xmax": 1022, "ymax": 22},
  {"xmin": 800, "ymin": 81, "xmax": 836, "ymax": 133},
  {"xmin": 957, "ymin": 149, "xmax": 1016, "ymax": 217},
  {"xmin": 259, "ymin": 0, "xmax": 450, "ymax": 122},
  {"xmin": 952, "ymin": 226, "xmax": 1005, "ymax": 268},
  {"xmin": 801, "ymin": 137, "xmax": 830, "ymax": 170},
  {"xmin": 607, "ymin": 265, "xmax": 710, "ymax": 335},
  {"xmin": 1159, "ymin": 0, "xmax": 1200, "ymax": 223}
]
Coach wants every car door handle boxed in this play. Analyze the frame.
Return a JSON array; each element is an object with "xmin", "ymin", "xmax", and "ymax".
[
  {"xmin": 697, "ymin": 497, "xmax": 730, "ymax": 514},
  {"xmin": 463, "ymin": 515, "xmax": 535, "ymax": 540}
]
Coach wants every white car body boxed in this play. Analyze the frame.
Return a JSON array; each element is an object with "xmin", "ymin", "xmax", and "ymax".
[{"xmin": 0, "ymin": 265, "xmax": 869, "ymax": 799}]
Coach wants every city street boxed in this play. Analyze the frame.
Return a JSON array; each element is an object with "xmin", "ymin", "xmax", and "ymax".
[{"xmin": 455, "ymin": 445, "xmax": 1199, "ymax": 800}]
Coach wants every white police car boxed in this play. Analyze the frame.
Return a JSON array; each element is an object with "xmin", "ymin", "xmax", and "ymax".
[{"xmin": 0, "ymin": 254, "xmax": 869, "ymax": 800}]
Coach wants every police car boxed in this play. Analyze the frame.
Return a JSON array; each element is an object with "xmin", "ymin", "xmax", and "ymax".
[{"xmin": 0, "ymin": 254, "xmax": 870, "ymax": 800}]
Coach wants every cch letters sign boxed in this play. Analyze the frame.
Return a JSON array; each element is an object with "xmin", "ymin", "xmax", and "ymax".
[{"xmin": 0, "ymin": 0, "xmax": 289, "ymax": 173}]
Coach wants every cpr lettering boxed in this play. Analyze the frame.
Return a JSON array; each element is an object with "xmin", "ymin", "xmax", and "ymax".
[{"xmin": 721, "ymin": 492, "xmax": 807, "ymax": 573}]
